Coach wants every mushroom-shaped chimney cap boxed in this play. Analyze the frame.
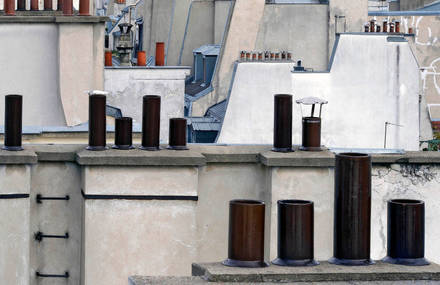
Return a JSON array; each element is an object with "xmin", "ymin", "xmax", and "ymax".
[
  {"xmin": 88, "ymin": 90, "xmax": 109, "ymax": 96},
  {"xmin": 296, "ymin": 97, "xmax": 328, "ymax": 105}
]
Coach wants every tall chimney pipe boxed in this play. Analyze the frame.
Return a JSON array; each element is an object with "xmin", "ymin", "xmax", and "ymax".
[
  {"xmin": 3, "ymin": 95, "xmax": 23, "ymax": 151},
  {"xmin": 113, "ymin": 117, "xmax": 133, "ymax": 150},
  {"xmin": 273, "ymin": 94, "xmax": 293, "ymax": 152},
  {"xmin": 168, "ymin": 118, "xmax": 187, "ymax": 150},
  {"xmin": 87, "ymin": 92, "xmax": 108, "ymax": 151},
  {"xmin": 137, "ymin": 51, "xmax": 146, "ymax": 66},
  {"xmin": 140, "ymin": 95, "xmax": 161, "ymax": 151},
  {"xmin": 155, "ymin": 42, "xmax": 165, "ymax": 66}
]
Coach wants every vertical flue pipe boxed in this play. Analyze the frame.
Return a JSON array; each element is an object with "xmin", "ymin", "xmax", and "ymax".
[
  {"xmin": 44, "ymin": 0, "xmax": 52, "ymax": 10},
  {"xmin": 113, "ymin": 117, "xmax": 133, "ymax": 150},
  {"xmin": 140, "ymin": 95, "xmax": 161, "ymax": 151},
  {"xmin": 31, "ymin": 0, "xmax": 39, "ymax": 10},
  {"xmin": 329, "ymin": 153, "xmax": 373, "ymax": 266},
  {"xmin": 3, "ymin": 95, "xmax": 23, "ymax": 151},
  {"xmin": 79, "ymin": 0, "xmax": 90, "ymax": 15},
  {"xmin": 155, "ymin": 42, "xmax": 165, "ymax": 66},
  {"xmin": 57, "ymin": 0, "xmax": 63, "ymax": 11},
  {"xmin": 168, "ymin": 118, "xmax": 187, "ymax": 150},
  {"xmin": 4, "ymin": 0, "xmax": 15, "ymax": 15},
  {"xmin": 105, "ymin": 51, "xmax": 113, "ymax": 67},
  {"xmin": 273, "ymin": 94, "xmax": 293, "ymax": 152},
  {"xmin": 17, "ymin": 0, "xmax": 25, "ymax": 11},
  {"xmin": 272, "ymin": 200, "xmax": 318, "ymax": 266},
  {"xmin": 87, "ymin": 93, "xmax": 107, "ymax": 151},
  {"xmin": 382, "ymin": 199, "xmax": 429, "ymax": 266},
  {"xmin": 300, "ymin": 117, "xmax": 321, "ymax": 151},
  {"xmin": 137, "ymin": 51, "xmax": 146, "ymax": 66},
  {"xmin": 223, "ymin": 200, "xmax": 268, "ymax": 268},
  {"xmin": 63, "ymin": 0, "xmax": 73, "ymax": 15}
]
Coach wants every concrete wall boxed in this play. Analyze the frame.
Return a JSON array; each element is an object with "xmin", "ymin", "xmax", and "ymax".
[
  {"xmin": 2, "ymin": 145, "xmax": 440, "ymax": 284},
  {"xmin": 218, "ymin": 34, "xmax": 421, "ymax": 150},
  {"xmin": 104, "ymin": 67, "xmax": 190, "ymax": 143},
  {"xmin": 0, "ymin": 18, "xmax": 105, "ymax": 127}
]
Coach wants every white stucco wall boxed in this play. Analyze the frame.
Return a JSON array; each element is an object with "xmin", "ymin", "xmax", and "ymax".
[
  {"xmin": 218, "ymin": 34, "xmax": 421, "ymax": 151},
  {"xmin": 104, "ymin": 67, "xmax": 190, "ymax": 143}
]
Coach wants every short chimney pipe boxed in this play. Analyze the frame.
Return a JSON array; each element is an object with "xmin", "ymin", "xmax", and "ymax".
[
  {"xmin": 17, "ymin": 0, "xmax": 25, "ymax": 11},
  {"xmin": 140, "ymin": 95, "xmax": 161, "ymax": 151},
  {"xmin": 44, "ymin": 0, "xmax": 52, "ymax": 10},
  {"xmin": 105, "ymin": 51, "xmax": 113, "ymax": 67},
  {"xmin": 382, "ymin": 199, "xmax": 429, "ymax": 266},
  {"xmin": 168, "ymin": 118, "xmax": 187, "ymax": 150},
  {"xmin": 137, "ymin": 51, "xmax": 146, "ymax": 66},
  {"xmin": 155, "ymin": 42, "xmax": 165, "ymax": 66},
  {"xmin": 31, "ymin": 0, "xmax": 39, "ymax": 10},
  {"xmin": 62, "ymin": 0, "xmax": 73, "ymax": 15},
  {"xmin": 4, "ymin": 0, "xmax": 15, "ymax": 15},
  {"xmin": 273, "ymin": 94, "xmax": 293, "ymax": 152},
  {"xmin": 329, "ymin": 153, "xmax": 374, "ymax": 266},
  {"xmin": 3, "ymin": 95, "xmax": 23, "ymax": 151},
  {"xmin": 112, "ymin": 117, "xmax": 133, "ymax": 150},
  {"xmin": 383, "ymin": 21, "xmax": 388, "ymax": 33},
  {"xmin": 87, "ymin": 93, "xmax": 107, "ymax": 151},
  {"xmin": 301, "ymin": 117, "xmax": 321, "ymax": 151},
  {"xmin": 223, "ymin": 200, "xmax": 268, "ymax": 268},
  {"xmin": 79, "ymin": 0, "xmax": 90, "ymax": 15},
  {"xmin": 272, "ymin": 200, "xmax": 318, "ymax": 267},
  {"xmin": 57, "ymin": 0, "xmax": 63, "ymax": 11}
]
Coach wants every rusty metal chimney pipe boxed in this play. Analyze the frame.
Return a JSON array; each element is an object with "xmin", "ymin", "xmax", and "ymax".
[
  {"xmin": 223, "ymin": 200, "xmax": 268, "ymax": 268},
  {"xmin": 300, "ymin": 117, "xmax": 321, "ymax": 151},
  {"xmin": 4, "ymin": 0, "xmax": 15, "ymax": 15},
  {"xmin": 79, "ymin": 0, "xmax": 90, "ymax": 15},
  {"xmin": 17, "ymin": 0, "xmax": 25, "ymax": 11},
  {"xmin": 31, "ymin": 0, "xmax": 39, "ymax": 10},
  {"xmin": 329, "ymin": 153, "xmax": 374, "ymax": 266},
  {"xmin": 272, "ymin": 200, "xmax": 318, "ymax": 267},
  {"xmin": 87, "ymin": 93, "xmax": 107, "ymax": 151},
  {"xmin": 168, "ymin": 118, "xmax": 187, "ymax": 150},
  {"xmin": 383, "ymin": 199, "xmax": 429, "ymax": 266},
  {"xmin": 44, "ymin": 0, "xmax": 52, "ymax": 10},
  {"xmin": 113, "ymin": 117, "xmax": 133, "ymax": 150},
  {"xmin": 273, "ymin": 94, "xmax": 293, "ymax": 152},
  {"xmin": 155, "ymin": 42, "xmax": 165, "ymax": 66},
  {"xmin": 3, "ymin": 95, "xmax": 23, "ymax": 151},
  {"xmin": 63, "ymin": 0, "xmax": 73, "ymax": 15},
  {"xmin": 140, "ymin": 95, "xmax": 161, "ymax": 151}
]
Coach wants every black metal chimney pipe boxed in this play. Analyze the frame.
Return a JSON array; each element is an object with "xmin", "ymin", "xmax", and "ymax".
[
  {"xmin": 87, "ymin": 93, "xmax": 107, "ymax": 151},
  {"xmin": 329, "ymin": 153, "xmax": 374, "ymax": 266},
  {"xmin": 223, "ymin": 200, "xmax": 268, "ymax": 268},
  {"xmin": 3, "ymin": 95, "xmax": 23, "ymax": 151},
  {"xmin": 140, "ymin": 95, "xmax": 161, "ymax": 151},
  {"xmin": 168, "ymin": 118, "xmax": 187, "ymax": 150},
  {"xmin": 273, "ymin": 94, "xmax": 293, "ymax": 152},
  {"xmin": 272, "ymin": 200, "xmax": 318, "ymax": 266},
  {"xmin": 113, "ymin": 117, "xmax": 133, "ymax": 150},
  {"xmin": 383, "ymin": 199, "xmax": 429, "ymax": 266},
  {"xmin": 300, "ymin": 117, "xmax": 322, "ymax": 151}
]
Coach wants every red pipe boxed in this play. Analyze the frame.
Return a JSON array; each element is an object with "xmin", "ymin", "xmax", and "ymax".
[
  {"xmin": 31, "ymin": 0, "xmax": 39, "ymax": 11},
  {"xmin": 44, "ymin": 0, "xmax": 53, "ymax": 10},
  {"xmin": 105, "ymin": 51, "xmax": 113, "ymax": 67},
  {"xmin": 4, "ymin": 0, "xmax": 15, "ymax": 15},
  {"xmin": 155, "ymin": 42, "xmax": 165, "ymax": 66},
  {"xmin": 137, "ymin": 51, "xmax": 146, "ymax": 66},
  {"xmin": 63, "ymin": 0, "xmax": 73, "ymax": 15},
  {"xmin": 79, "ymin": 0, "xmax": 90, "ymax": 15}
]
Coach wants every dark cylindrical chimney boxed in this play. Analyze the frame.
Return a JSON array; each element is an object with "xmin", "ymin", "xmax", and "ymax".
[
  {"xmin": 44, "ymin": 0, "xmax": 52, "ymax": 10},
  {"xmin": 63, "ymin": 0, "xmax": 73, "ymax": 15},
  {"xmin": 87, "ymin": 93, "xmax": 107, "ymax": 151},
  {"xmin": 273, "ymin": 94, "xmax": 293, "ymax": 152},
  {"xmin": 79, "ymin": 0, "xmax": 90, "ymax": 15},
  {"xmin": 272, "ymin": 200, "xmax": 318, "ymax": 267},
  {"xmin": 112, "ymin": 117, "xmax": 133, "ymax": 150},
  {"xmin": 31, "ymin": 0, "xmax": 39, "ymax": 10},
  {"xmin": 17, "ymin": 0, "xmax": 25, "ymax": 11},
  {"xmin": 3, "ymin": 95, "xmax": 23, "ymax": 151},
  {"xmin": 329, "ymin": 153, "xmax": 373, "ymax": 266},
  {"xmin": 382, "ymin": 199, "xmax": 429, "ymax": 266},
  {"xmin": 223, "ymin": 200, "xmax": 268, "ymax": 268},
  {"xmin": 4, "ymin": 0, "xmax": 15, "ymax": 15},
  {"xmin": 383, "ymin": 21, "xmax": 388, "ymax": 33},
  {"xmin": 155, "ymin": 42, "xmax": 165, "ymax": 66},
  {"xmin": 168, "ymin": 118, "xmax": 187, "ymax": 150},
  {"xmin": 300, "ymin": 117, "xmax": 321, "ymax": 151},
  {"xmin": 57, "ymin": 0, "xmax": 63, "ymax": 11},
  {"xmin": 140, "ymin": 95, "xmax": 161, "ymax": 151}
]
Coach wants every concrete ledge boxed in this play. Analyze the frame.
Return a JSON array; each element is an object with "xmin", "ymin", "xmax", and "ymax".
[
  {"xmin": 129, "ymin": 276, "xmax": 205, "ymax": 285},
  {"xmin": 192, "ymin": 261, "xmax": 440, "ymax": 283},
  {"xmin": 29, "ymin": 144, "xmax": 85, "ymax": 162},
  {"xmin": 76, "ymin": 146, "xmax": 206, "ymax": 166},
  {"xmin": 0, "ymin": 149, "xmax": 37, "ymax": 164},
  {"xmin": 260, "ymin": 148, "xmax": 335, "ymax": 167},
  {"xmin": 0, "ymin": 15, "xmax": 108, "ymax": 23},
  {"xmin": 193, "ymin": 145, "xmax": 272, "ymax": 163}
]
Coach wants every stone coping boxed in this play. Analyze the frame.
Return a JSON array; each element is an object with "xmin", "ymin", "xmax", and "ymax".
[
  {"xmin": 0, "ymin": 144, "xmax": 439, "ymax": 166},
  {"xmin": 191, "ymin": 261, "xmax": 440, "ymax": 283},
  {"xmin": 0, "ymin": 15, "xmax": 108, "ymax": 23}
]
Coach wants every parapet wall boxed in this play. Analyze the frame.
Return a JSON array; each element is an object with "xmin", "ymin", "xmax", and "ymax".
[{"xmin": 1, "ymin": 144, "xmax": 440, "ymax": 285}]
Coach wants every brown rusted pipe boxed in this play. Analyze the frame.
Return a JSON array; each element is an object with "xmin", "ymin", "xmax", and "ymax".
[
  {"xmin": 395, "ymin": 21, "xmax": 400, "ymax": 33},
  {"xmin": 330, "ymin": 153, "xmax": 373, "ymax": 266},
  {"xmin": 4, "ymin": 0, "xmax": 15, "ymax": 15},
  {"xmin": 44, "ymin": 0, "xmax": 53, "ymax": 10},
  {"xmin": 300, "ymin": 117, "xmax": 321, "ymax": 151},
  {"xmin": 31, "ymin": 0, "xmax": 39, "ymax": 11},
  {"xmin": 57, "ymin": 0, "xmax": 63, "ymax": 11},
  {"xmin": 272, "ymin": 200, "xmax": 318, "ymax": 266},
  {"xmin": 168, "ymin": 118, "xmax": 187, "ymax": 150},
  {"xmin": 140, "ymin": 95, "xmax": 161, "ymax": 151},
  {"xmin": 17, "ymin": 0, "xmax": 25, "ymax": 11},
  {"xmin": 155, "ymin": 42, "xmax": 165, "ymax": 66},
  {"xmin": 87, "ymin": 94, "xmax": 107, "ymax": 151},
  {"xmin": 223, "ymin": 200, "xmax": 268, "ymax": 268},
  {"xmin": 63, "ymin": 0, "xmax": 73, "ymax": 15},
  {"xmin": 3, "ymin": 95, "xmax": 23, "ymax": 151},
  {"xmin": 383, "ymin": 199, "xmax": 429, "ymax": 266},
  {"xmin": 113, "ymin": 117, "xmax": 133, "ymax": 150},
  {"xmin": 383, "ymin": 21, "xmax": 388, "ymax": 33},
  {"xmin": 370, "ymin": 20, "xmax": 375, "ymax": 32},
  {"xmin": 79, "ymin": 0, "xmax": 90, "ymax": 15},
  {"xmin": 273, "ymin": 94, "xmax": 293, "ymax": 152},
  {"xmin": 137, "ymin": 51, "xmax": 146, "ymax": 66},
  {"xmin": 105, "ymin": 51, "xmax": 113, "ymax": 67}
]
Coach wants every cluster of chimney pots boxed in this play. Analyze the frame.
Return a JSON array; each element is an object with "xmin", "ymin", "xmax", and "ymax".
[
  {"xmin": 105, "ymin": 42, "xmax": 165, "ymax": 67},
  {"xmin": 2, "ymin": 0, "xmax": 90, "ymax": 16},
  {"xmin": 1, "ymin": 94, "xmax": 429, "ymax": 268},
  {"xmin": 364, "ymin": 18, "xmax": 413, "ymax": 34},
  {"xmin": 240, "ymin": 50, "xmax": 293, "ymax": 62}
]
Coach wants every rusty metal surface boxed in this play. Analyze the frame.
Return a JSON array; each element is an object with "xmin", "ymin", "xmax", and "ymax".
[
  {"xmin": 273, "ymin": 94, "xmax": 293, "ymax": 153},
  {"xmin": 113, "ymin": 117, "xmax": 133, "ymax": 150},
  {"xmin": 383, "ymin": 199, "xmax": 429, "ymax": 266},
  {"xmin": 31, "ymin": 0, "xmax": 38, "ymax": 10},
  {"xmin": 272, "ymin": 200, "xmax": 318, "ymax": 267},
  {"xmin": 87, "ymin": 95, "xmax": 107, "ymax": 151},
  {"xmin": 4, "ymin": 0, "xmax": 15, "ymax": 15},
  {"xmin": 140, "ymin": 95, "xmax": 161, "ymax": 151},
  {"xmin": 44, "ymin": 0, "xmax": 52, "ymax": 10},
  {"xmin": 330, "ymin": 153, "xmax": 373, "ymax": 266},
  {"xmin": 300, "ymin": 117, "xmax": 322, "ymax": 151},
  {"xmin": 168, "ymin": 118, "xmax": 187, "ymax": 150},
  {"xmin": 156, "ymin": 42, "xmax": 165, "ymax": 66},
  {"xmin": 223, "ymin": 200, "xmax": 268, "ymax": 268},
  {"xmin": 3, "ymin": 95, "xmax": 23, "ymax": 151},
  {"xmin": 79, "ymin": 0, "xmax": 89, "ymax": 15},
  {"xmin": 62, "ymin": 0, "xmax": 73, "ymax": 15}
]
